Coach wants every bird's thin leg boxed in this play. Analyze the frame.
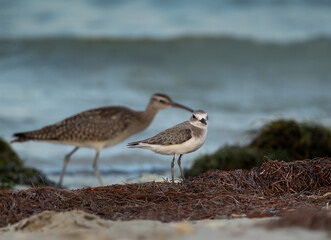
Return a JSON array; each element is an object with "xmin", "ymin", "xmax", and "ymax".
[
  {"xmin": 93, "ymin": 150, "xmax": 104, "ymax": 186},
  {"xmin": 58, "ymin": 147, "xmax": 79, "ymax": 188},
  {"xmin": 171, "ymin": 154, "xmax": 177, "ymax": 183},
  {"xmin": 177, "ymin": 154, "xmax": 185, "ymax": 181}
]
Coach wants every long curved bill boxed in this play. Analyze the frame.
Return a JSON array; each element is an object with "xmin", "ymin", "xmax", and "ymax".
[{"xmin": 171, "ymin": 102, "xmax": 194, "ymax": 112}]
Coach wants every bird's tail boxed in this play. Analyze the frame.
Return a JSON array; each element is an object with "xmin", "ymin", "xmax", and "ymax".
[
  {"xmin": 11, "ymin": 124, "xmax": 58, "ymax": 143},
  {"xmin": 11, "ymin": 132, "xmax": 31, "ymax": 143},
  {"xmin": 127, "ymin": 141, "xmax": 142, "ymax": 148}
]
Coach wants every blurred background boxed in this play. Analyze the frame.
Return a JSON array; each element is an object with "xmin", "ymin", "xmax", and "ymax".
[{"xmin": 1, "ymin": 0, "xmax": 331, "ymax": 188}]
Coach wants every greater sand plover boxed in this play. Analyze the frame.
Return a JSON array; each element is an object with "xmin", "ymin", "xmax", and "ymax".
[
  {"xmin": 11, "ymin": 93, "xmax": 193, "ymax": 187},
  {"xmin": 128, "ymin": 110, "xmax": 208, "ymax": 182}
]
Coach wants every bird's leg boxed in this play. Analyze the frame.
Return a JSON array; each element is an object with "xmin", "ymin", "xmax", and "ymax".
[
  {"xmin": 93, "ymin": 150, "xmax": 104, "ymax": 186},
  {"xmin": 171, "ymin": 155, "xmax": 176, "ymax": 183},
  {"xmin": 177, "ymin": 154, "xmax": 185, "ymax": 182},
  {"xmin": 58, "ymin": 147, "xmax": 79, "ymax": 188}
]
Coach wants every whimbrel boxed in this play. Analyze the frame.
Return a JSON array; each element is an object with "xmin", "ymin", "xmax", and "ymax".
[
  {"xmin": 128, "ymin": 110, "xmax": 208, "ymax": 183},
  {"xmin": 11, "ymin": 93, "xmax": 193, "ymax": 186}
]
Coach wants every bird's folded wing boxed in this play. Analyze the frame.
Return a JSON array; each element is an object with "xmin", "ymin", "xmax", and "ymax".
[
  {"xmin": 13, "ymin": 107, "xmax": 136, "ymax": 142},
  {"xmin": 141, "ymin": 124, "xmax": 192, "ymax": 146}
]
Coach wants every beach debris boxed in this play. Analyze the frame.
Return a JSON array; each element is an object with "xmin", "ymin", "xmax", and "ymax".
[
  {"xmin": 0, "ymin": 158, "xmax": 329, "ymax": 227},
  {"xmin": 172, "ymin": 222, "xmax": 194, "ymax": 235}
]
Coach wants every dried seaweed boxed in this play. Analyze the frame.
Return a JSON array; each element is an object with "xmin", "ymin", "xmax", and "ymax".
[{"xmin": 0, "ymin": 158, "xmax": 330, "ymax": 227}]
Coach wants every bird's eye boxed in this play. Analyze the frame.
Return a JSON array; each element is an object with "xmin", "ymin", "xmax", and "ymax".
[
  {"xmin": 192, "ymin": 115, "xmax": 196, "ymax": 119},
  {"xmin": 159, "ymin": 99, "xmax": 166, "ymax": 104}
]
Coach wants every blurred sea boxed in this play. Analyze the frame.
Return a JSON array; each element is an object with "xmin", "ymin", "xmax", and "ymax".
[{"xmin": 1, "ymin": 0, "xmax": 331, "ymax": 188}]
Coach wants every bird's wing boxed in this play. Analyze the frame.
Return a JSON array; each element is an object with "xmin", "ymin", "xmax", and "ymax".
[
  {"xmin": 141, "ymin": 121, "xmax": 192, "ymax": 146},
  {"xmin": 13, "ymin": 107, "xmax": 138, "ymax": 142}
]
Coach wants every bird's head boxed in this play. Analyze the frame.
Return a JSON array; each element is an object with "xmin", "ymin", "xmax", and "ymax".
[
  {"xmin": 189, "ymin": 110, "xmax": 208, "ymax": 128},
  {"xmin": 148, "ymin": 93, "xmax": 193, "ymax": 112}
]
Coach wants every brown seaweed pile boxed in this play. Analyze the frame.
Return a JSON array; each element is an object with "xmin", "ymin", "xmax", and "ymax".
[{"xmin": 0, "ymin": 158, "xmax": 330, "ymax": 227}]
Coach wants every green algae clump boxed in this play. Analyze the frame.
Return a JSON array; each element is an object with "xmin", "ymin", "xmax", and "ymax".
[
  {"xmin": 0, "ymin": 138, "xmax": 55, "ymax": 189},
  {"xmin": 186, "ymin": 146, "xmax": 264, "ymax": 177},
  {"xmin": 250, "ymin": 120, "xmax": 331, "ymax": 160}
]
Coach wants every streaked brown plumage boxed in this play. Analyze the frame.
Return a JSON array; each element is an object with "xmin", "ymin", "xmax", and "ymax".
[
  {"xmin": 13, "ymin": 107, "xmax": 146, "ymax": 143},
  {"xmin": 11, "ymin": 93, "xmax": 193, "ymax": 187}
]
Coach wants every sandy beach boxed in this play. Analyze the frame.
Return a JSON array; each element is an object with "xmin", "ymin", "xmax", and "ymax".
[{"xmin": 1, "ymin": 210, "xmax": 329, "ymax": 240}]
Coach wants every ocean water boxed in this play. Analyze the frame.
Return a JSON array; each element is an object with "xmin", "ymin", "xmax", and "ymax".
[{"xmin": 1, "ymin": 0, "xmax": 331, "ymax": 188}]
